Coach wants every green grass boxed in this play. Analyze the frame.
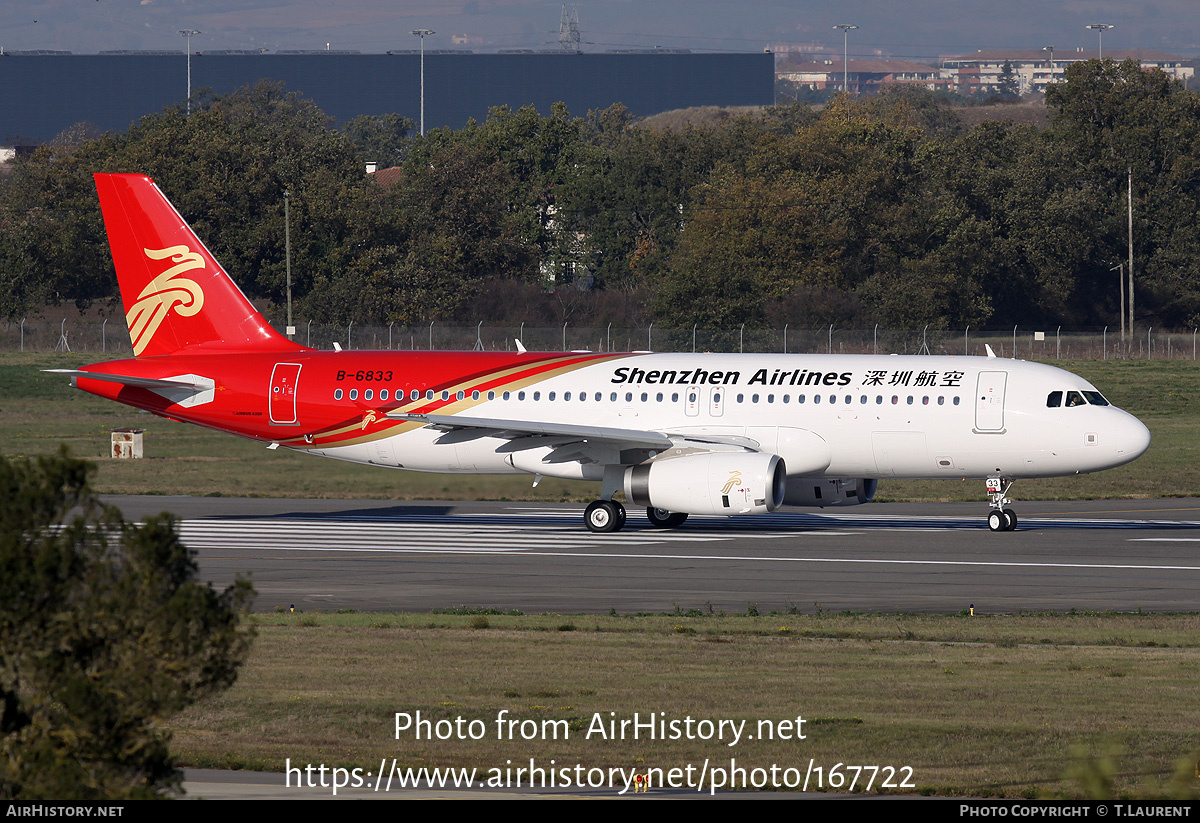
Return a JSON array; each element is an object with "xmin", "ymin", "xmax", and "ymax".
[
  {"xmin": 169, "ymin": 611, "xmax": 1200, "ymax": 798},
  {"xmin": 4, "ymin": 353, "xmax": 1198, "ymax": 502}
]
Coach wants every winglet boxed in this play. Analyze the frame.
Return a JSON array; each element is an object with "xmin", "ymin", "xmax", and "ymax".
[
  {"xmin": 515, "ymin": 339, "xmax": 527, "ymax": 354},
  {"xmin": 985, "ymin": 344, "xmax": 997, "ymax": 358}
]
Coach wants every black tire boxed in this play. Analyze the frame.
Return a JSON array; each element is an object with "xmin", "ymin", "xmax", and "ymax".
[
  {"xmin": 646, "ymin": 507, "xmax": 689, "ymax": 529},
  {"xmin": 987, "ymin": 510, "xmax": 1006, "ymax": 532},
  {"xmin": 615, "ymin": 501, "xmax": 627, "ymax": 530},
  {"xmin": 585, "ymin": 500, "xmax": 622, "ymax": 533},
  {"xmin": 1003, "ymin": 508, "xmax": 1017, "ymax": 531}
]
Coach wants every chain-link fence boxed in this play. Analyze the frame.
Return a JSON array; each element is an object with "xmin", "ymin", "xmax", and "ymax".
[{"xmin": 5, "ymin": 318, "xmax": 1197, "ymax": 360}]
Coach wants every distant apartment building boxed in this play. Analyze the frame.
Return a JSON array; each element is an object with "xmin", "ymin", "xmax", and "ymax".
[
  {"xmin": 939, "ymin": 49, "xmax": 1193, "ymax": 95},
  {"xmin": 778, "ymin": 58, "xmax": 948, "ymax": 94}
]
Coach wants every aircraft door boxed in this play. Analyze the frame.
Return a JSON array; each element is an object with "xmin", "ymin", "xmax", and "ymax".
[
  {"xmin": 974, "ymin": 370, "xmax": 1007, "ymax": 432},
  {"xmin": 269, "ymin": 362, "xmax": 302, "ymax": 425}
]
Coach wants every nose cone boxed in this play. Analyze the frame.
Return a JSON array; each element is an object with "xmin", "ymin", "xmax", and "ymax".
[{"xmin": 1112, "ymin": 412, "xmax": 1151, "ymax": 466}]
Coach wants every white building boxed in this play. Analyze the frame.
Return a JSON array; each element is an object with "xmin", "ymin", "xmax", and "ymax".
[{"xmin": 939, "ymin": 49, "xmax": 1193, "ymax": 96}]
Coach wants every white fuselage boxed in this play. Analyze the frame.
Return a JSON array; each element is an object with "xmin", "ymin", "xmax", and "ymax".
[{"xmin": 310, "ymin": 353, "xmax": 1150, "ymax": 482}]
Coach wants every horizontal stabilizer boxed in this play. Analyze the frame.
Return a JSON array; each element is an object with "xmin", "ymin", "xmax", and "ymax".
[{"xmin": 43, "ymin": 369, "xmax": 206, "ymax": 391}]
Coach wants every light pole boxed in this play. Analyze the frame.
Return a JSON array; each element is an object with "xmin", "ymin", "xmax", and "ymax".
[
  {"xmin": 833, "ymin": 24, "xmax": 857, "ymax": 95},
  {"xmin": 179, "ymin": 29, "xmax": 200, "ymax": 114},
  {"xmin": 1043, "ymin": 45, "xmax": 1054, "ymax": 89},
  {"xmin": 411, "ymin": 29, "xmax": 435, "ymax": 136},
  {"xmin": 284, "ymin": 190, "xmax": 294, "ymax": 339},
  {"xmin": 1086, "ymin": 24, "xmax": 1113, "ymax": 60}
]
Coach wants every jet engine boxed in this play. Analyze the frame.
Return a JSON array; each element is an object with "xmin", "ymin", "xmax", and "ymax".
[
  {"xmin": 783, "ymin": 477, "xmax": 877, "ymax": 507},
  {"xmin": 624, "ymin": 451, "xmax": 786, "ymax": 516}
]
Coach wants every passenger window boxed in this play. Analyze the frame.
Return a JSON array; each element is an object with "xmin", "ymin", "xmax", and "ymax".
[
  {"xmin": 641, "ymin": 392, "xmax": 648, "ymax": 402},
  {"xmin": 471, "ymin": 390, "xmax": 479, "ymax": 400},
  {"xmin": 1046, "ymin": 391, "xmax": 1063, "ymax": 408},
  {"xmin": 938, "ymin": 396, "xmax": 945, "ymax": 406},
  {"xmin": 518, "ymin": 391, "xmax": 526, "ymax": 400},
  {"xmin": 564, "ymin": 392, "xmax": 571, "ymax": 400},
  {"xmin": 364, "ymin": 389, "xmax": 373, "ymax": 400},
  {"xmin": 814, "ymin": 395, "xmax": 821, "ymax": 404},
  {"xmin": 503, "ymin": 391, "xmax": 511, "ymax": 400},
  {"xmin": 380, "ymin": 390, "xmax": 388, "ymax": 401},
  {"xmin": 610, "ymin": 392, "xmax": 617, "ymax": 402},
  {"xmin": 334, "ymin": 389, "xmax": 343, "ymax": 400},
  {"xmin": 767, "ymin": 394, "xmax": 774, "ymax": 403},
  {"xmin": 488, "ymin": 391, "xmax": 495, "ymax": 400},
  {"xmin": 656, "ymin": 392, "xmax": 663, "ymax": 402},
  {"xmin": 782, "ymin": 394, "xmax": 790, "ymax": 404},
  {"xmin": 626, "ymin": 393, "xmax": 633, "ymax": 402},
  {"xmin": 798, "ymin": 395, "xmax": 805, "ymax": 404},
  {"xmin": 441, "ymin": 391, "xmax": 449, "ymax": 401},
  {"xmin": 1065, "ymin": 391, "xmax": 1085, "ymax": 407},
  {"xmin": 457, "ymin": 391, "xmax": 465, "ymax": 401},
  {"xmin": 426, "ymin": 390, "xmax": 434, "ymax": 400},
  {"xmin": 595, "ymin": 392, "xmax": 601, "ymax": 401},
  {"xmin": 953, "ymin": 397, "xmax": 960, "ymax": 405},
  {"xmin": 349, "ymin": 389, "xmax": 358, "ymax": 400},
  {"xmin": 876, "ymin": 396, "xmax": 883, "ymax": 405},
  {"xmin": 533, "ymin": 391, "xmax": 540, "ymax": 401},
  {"xmin": 549, "ymin": 392, "xmax": 556, "ymax": 401}
]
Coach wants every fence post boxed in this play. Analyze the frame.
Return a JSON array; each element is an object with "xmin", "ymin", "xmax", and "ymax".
[
  {"xmin": 347, "ymin": 321, "xmax": 353, "ymax": 350},
  {"xmin": 1056, "ymin": 326, "xmax": 1060, "ymax": 359},
  {"xmin": 647, "ymin": 323, "xmax": 652, "ymax": 351},
  {"xmin": 429, "ymin": 321, "xmax": 434, "ymax": 351},
  {"xmin": 964, "ymin": 325, "xmax": 969, "ymax": 356},
  {"xmin": 1012, "ymin": 325, "xmax": 1017, "ymax": 359},
  {"xmin": 1103, "ymin": 326, "xmax": 1107, "ymax": 360},
  {"xmin": 102, "ymin": 318, "xmax": 107, "ymax": 353},
  {"xmin": 562, "ymin": 322, "xmax": 567, "ymax": 352},
  {"xmin": 828, "ymin": 324, "xmax": 833, "ymax": 354},
  {"xmin": 1147, "ymin": 327, "xmax": 1152, "ymax": 360},
  {"xmin": 874, "ymin": 324, "xmax": 878, "ymax": 355},
  {"xmin": 783, "ymin": 323, "xmax": 788, "ymax": 354},
  {"xmin": 692, "ymin": 324, "xmax": 697, "ymax": 353},
  {"xmin": 388, "ymin": 322, "xmax": 394, "ymax": 350},
  {"xmin": 20, "ymin": 318, "xmax": 24, "ymax": 352}
]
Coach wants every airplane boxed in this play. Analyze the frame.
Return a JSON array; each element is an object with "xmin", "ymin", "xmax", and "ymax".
[{"xmin": 50, "ymin": 173, "xmax": 1152, "ymax": 533}]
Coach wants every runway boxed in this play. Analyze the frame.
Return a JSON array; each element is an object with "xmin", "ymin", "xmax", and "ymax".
[{"xmin": 105, "ymin": 496, "xmax": 1200, "ymax": 614}]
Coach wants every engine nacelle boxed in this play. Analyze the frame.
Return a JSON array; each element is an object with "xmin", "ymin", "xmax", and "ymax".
[
  {"xmin": 783, "ymin": 477, "xmax": 877, "ymax": 508},
  {"xmin": 624, "ymin": 452, "xmax": 786, "ymax": 516}
]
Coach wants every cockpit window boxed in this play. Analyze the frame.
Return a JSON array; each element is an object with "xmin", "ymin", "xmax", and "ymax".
[
  {"xmin": 1065, "ymin": 391, "xmax": 1086, "ymax": 407},
  {"xmin": 1082, "ymin": 391, "xmax": 1109, "ymax": 406},
  {"xmin": 1046, "ymin": 391, "xmax": 1063, "ymax": 408}
]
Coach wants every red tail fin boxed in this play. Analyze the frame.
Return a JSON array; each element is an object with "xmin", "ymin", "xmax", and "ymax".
[{"xmin": 94, "ymin": 173, "xmax": 304, "ymax": 356}]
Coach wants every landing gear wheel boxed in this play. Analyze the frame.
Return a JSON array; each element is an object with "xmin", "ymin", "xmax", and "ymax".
[
  {"xmin": 1002, "ymin": 508, "xmax": 1017, "ymax": 531},
  {"xmin": 585, "ymin": 500, "xmax": 623, "ymax": 533},
  {"xmin": 646, "ymin": 507, "xmax": 688, "ymax": 529},
  {"xmin": 984, "ymin": 476, "xmax": 1017, "ymax": 533}
]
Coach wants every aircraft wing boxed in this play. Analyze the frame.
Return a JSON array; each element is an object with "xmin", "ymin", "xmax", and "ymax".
[
  {"xmin": 387, "ymin": 412, "xmax": 672, "ymax": 450},
  {"xmin": 386, "ymin": 411, "xmax": 759, "ymax": 466}
]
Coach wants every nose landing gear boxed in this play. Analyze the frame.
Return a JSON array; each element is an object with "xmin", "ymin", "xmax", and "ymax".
[{"xmin": 986, "ymin": 477, "xmax": 1017, "ymax": 531}]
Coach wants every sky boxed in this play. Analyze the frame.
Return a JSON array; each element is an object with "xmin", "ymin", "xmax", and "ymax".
[{"xmin": 3, "ymin": 0, "xmax": 1198, "ymax": 60}]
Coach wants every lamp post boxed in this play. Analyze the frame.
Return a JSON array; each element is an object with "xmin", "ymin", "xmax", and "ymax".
[
  {"xmin": 1043, "ymin": 45, "xmax": 1054, "ymax": 89},
  {"xmin": 284, "ymin": 190, "xmax": 294, "ymax": 339},
  {"xmin": 833, "ymin": 24, "xmax": 857, "ymax": 95},
  {"xmin": 411, "ymin": 29, "xmax": 435, "ymax": 136},
  {"xmin": 179, "ymin": 29, "xmax": 201, "ymax": 114},
  {"xmin": 1086, "ymin": 24, "xmax": 1113, "ymax": 60}
]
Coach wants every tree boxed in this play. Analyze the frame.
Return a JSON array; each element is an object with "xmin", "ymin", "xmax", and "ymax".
[
  {"xmin": 0, "ymin": 449, "xmax": 254, "ymax": 800},
  {"xmin": 997, "ymin": 61, "xmax": 1021, "ymax": 101}
]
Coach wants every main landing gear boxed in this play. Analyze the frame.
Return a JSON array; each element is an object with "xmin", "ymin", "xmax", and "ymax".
[
  {"xmin": 985, "ymin": 477, "xmax": 1017, "ymax": 532},
  {"xmin": 583, "ymin": 501, "xmax": 690, "ymax": 533},
  {"xmin": 584, "ymin": 499, "xmax": 627, "ymax": 533}
]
